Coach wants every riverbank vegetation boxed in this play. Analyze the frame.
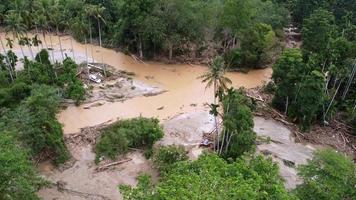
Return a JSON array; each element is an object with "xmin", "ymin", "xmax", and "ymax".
[
  {"xmin": 270, "ymin": 1, "xmax": 356, "ymax": 132},
  {"xmin": 0, "ymin": 0, "xmax": 289, "ymax": 69},
  {"xmin": 120, "ymin": 148, "xmax": 355, "ymax": 200},
  {"xmin": 0, "ymin": 50, "xmax": 85, "ymax": 199},
  {"xmin": 120, "ymin": 154, "xmax": 293, "ymax": 199}
]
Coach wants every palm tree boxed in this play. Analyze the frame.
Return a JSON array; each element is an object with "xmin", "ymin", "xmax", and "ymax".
[
  {"xmin": 85, "ymin": 5, "xmax": 96, "ymax": 63},
  {"xmin": 5, "ymin": 38, "xmax": 14, "ymax": 49},
  {"xmin": 65, "ymin": 21, "xmax": 76, "ymax": 62},
  {"xmin": 4, "ymin": 11, "xmax": 26, "ymax": 58},
  {"xmin": 50, "ymin": 3, "xmax": 65, "ymax": 61},
  {"xmin": 71, "ymin": 15, "xmax": 89, "ymax": 76},
  {"xmin": 22, "ymin": 36, "xmax": 34, "ymax": 59},
  {"xmin": 199, "ymin": 56, "xmax": 232, "ymax": 151},
  {"xmin": 93, "ymin": 5, "xmax": 106, "ymax": 48},
  {"xmin": 93, "ymin": 4, "xmax": 106, "ymax": 76}
]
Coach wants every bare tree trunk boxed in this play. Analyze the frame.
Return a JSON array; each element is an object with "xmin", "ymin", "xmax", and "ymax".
[
  {"xmin": 324, "ymin": 80, "xmax": 343, "ymax": 120},
  {"xmin": 56, "ymin": 27, "xmax": 64, "ymax": 61},
  {"xmin": 98, "ymin": 20, "xmax": 102, "ymax": 47},
  {"xmin": 285, "ymin": 96, "xmax": 289, "ymax": 116},
  {"xmin": 70, "ymin": 37, "xmax": 75, "ymax": 62},
  {"xmin": 168, "ymin": 41, "xmax": 173, "ymax": 61},
  {"xmin": 342, "ymin": 61, "xmax": 356, "ymax": 100},
  {"xmin": 138, "ymin": 38, "xmax": 143, "ymax": 59},
  {"xmin": 88, "ymin": 18, "xmax": 94, "ymax": 63},
  {"xmin": 85, "ymin": 37, "xmax": 89, "ymax": 79},
  {"xmin": 49, "ymin": 30, "xmax": 55, "ymax": 63},
  {"xmin": 213, "ymin": 81, "xmax": 220, "ymax": 153},
  {"xmin": 25, "ymin": 33, "xmax": 34, "ymax": 59},
  {"xmin": 0, "ymin": 37, "xmax": 14, "ymax": 81}
]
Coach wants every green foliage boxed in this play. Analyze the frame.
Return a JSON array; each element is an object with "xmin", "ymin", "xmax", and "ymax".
[
  {"xmin": 0, "ymin": 132, "xmax": 42, "ymax": 200},
  {"xmin": 152, "ymin": 145, "xmax": 188, "ymax": 173},
  {"xmin": 120, "ymin": 154, "xmax": 294, "ymax": 200},
  {"xmin": 0, "ymin": 82, "xmax": 31, "ymax": 107},
  {"xmin": 272, "ymin": 49, "xmax": 326, "ymax": 131},
  {"xmin": 301, "ymin": 9, "xmax": 336, "ymax": 56},
  {"xmin": 95, "ymin": 117, "xmax": 164, "ymax": 161},
  {"xmin": 224, "ymin": 23, "xmax": 277, "ymax": 69},
  {"xmin": 289, "ymin": 71, "xmax": 325, "ymax": 131},
  {"xmin": 293, "ymin": 149, "xmax": 356, "ymax": 200},
  {"xmin": 1, "ymin": 85, "xmax": 70, "ymax": 164},
  {"xmin": 220, "ymin": 88, "xmax": 256, "ymax": 158}
]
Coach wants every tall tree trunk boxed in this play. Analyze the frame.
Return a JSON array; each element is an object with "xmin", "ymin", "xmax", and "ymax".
[
  {"xmin": 0, "ymin": 37, "xmax": 14, "ymax": 81},
  {"xmin": 342, "ymin": 61, "xmax": 356, "ymax": 100},
  {"xmin": 97, "ymin": 19, "xmax": 106, "ymax": 76},
  {"xmin": 213, "ymin": 81, "xmax": 220, "ymax": 152},
  {"xmin": 138, "ymin": 36, "xmax": 143, "ymax": 59},
  {"xmin": 168, "ymin": 41, "xmax": 173, "ymax": 61},
  {"xmin": 85, "ymin": 37, "xmax": 89, "ymax": 78},
  {"xmin": 98, "ymin": 20, "xmax": 102, "ymax": 47},
  {"xmin": 70, "ymin": 37, "xmax": 75, "ymax": 62},
  {"xmin": 89, "ymin": 18, "xmax": 94, "ymax": 63},
  {"xmin": 49, "ymin": 30, "xmax": 55, "ymax": 63},
  {"xmin": 25, "ymin": 33, "xmax": 34, "ymax": 59},
  {"xmin": 285, "ymin": 96, "xmax": 289, "ymax": 116},
  {"xmin": 56, "ymin": 26, "xmax": 64, "ymax": 61},
  {"xmin": 324, "ymin": 80, "xmax": 343, "ymax": 120}
]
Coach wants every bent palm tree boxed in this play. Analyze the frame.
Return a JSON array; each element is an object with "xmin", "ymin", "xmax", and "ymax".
[{"xmin": 199, "ymin": 56, "xmax": 232, "ymax": 151}]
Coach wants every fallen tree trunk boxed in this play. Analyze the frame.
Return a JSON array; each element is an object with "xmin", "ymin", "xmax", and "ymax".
[{"xmin": 95, "ymin": 158, "xmax": 132, "ymax": 172}]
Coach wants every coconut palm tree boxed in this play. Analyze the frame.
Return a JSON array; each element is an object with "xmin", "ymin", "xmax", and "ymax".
[
  {"xmin": 199, "ymin": 56, "xmax": 232, "ymax": 151},
  {"xmin": 71, "ymin": 15, "xmax": 89, "ymax": 76},
  {"xmin": 22, "ymin": 36, "xmax": 34, "ymax": 59},
  {"xmin": 93, "ymin": 4, "xmax": 106, "ymax": 76},
  {"xmin": 5, "ymin": 38, "xmax": 14, "ymax": 49},
  {"xmin": 85, "ymin": 5, "xmax": 96, "ymax": 63},
  {"xmin": 50, "ymin": 3, "xmax": 65, "ymax": 61},
  {"xmin": 4, "ymin": 11, "xmax": 26, "ymax": 58},
  {"xmin": 93, "ymin": 5, "xmax": 106, "ymax": 48}
]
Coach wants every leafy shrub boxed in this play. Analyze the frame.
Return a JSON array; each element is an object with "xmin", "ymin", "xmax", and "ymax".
[
  {"xmin": 293, "ymin": 149, "xmax": 356, "ymax": 200},
  {"xmin": 1, "ymin": 85, "xmax": 70, "ymax": 164},
  {"xmin": 120, "ymin": 154, "xmax": 294, "ymax": 199},
  {"xmin": 0, "ymin": 132, "xmax": 43, "ymax": 200},
  {"xmin": 95, "ymin": 117, "xmax": 164, "ymax": 161},
  {"xmin": 153, "ymin": 145, "xmax": 188, "ymax": 172},
  {"xmin": 220, "ymin": 88, "xmax": 256, "ymax": 159}
]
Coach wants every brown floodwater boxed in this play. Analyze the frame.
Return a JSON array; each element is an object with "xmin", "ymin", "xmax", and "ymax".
[{"xmin": 0, "ymin": 32, "xmax": 272, "ymax": 133}]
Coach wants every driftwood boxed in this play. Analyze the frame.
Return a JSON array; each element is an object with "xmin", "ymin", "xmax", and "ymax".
[
  {"xmin": 95, "ymin": 158, "xmax": 132, "ymax": 172},
  {"xmin": 131, "ymin": 54, "xmax": 146, "ymax": 65},
  {"xmin": 54, "ymin": 181, "xmax": 111, "ymax": 200},
  {"xmin": 246, "ymin": 94, "xmax": 264, "ymax": 102}
]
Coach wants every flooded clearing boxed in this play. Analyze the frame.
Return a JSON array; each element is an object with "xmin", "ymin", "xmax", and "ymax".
[
  {"xmin": 2, "ymin": 32, "xmax": 312, "ymax": 199},
  {"xmin": 36, "ymin": 111, "xmax": 316, "ymax": 200}
]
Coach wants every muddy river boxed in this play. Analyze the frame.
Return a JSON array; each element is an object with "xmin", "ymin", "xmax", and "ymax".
[
  {"xmin": 1, "ymin": 32, "xmax": 317, "ymax": 200},
  {"xmin": 1, "ymin": 32, "xmax": 271, "ymax": 133}
]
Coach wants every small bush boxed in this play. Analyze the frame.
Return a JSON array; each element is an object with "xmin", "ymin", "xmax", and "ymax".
[
  {"xmin": 95, "ymin": 117, "xmax": 164, "ymax": 161},
  {"xmin": 153, "ymin": 145, "xmax": 188, "ymax": 172}
]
